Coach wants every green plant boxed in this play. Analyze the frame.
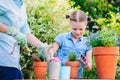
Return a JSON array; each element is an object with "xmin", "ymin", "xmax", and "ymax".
[
  {"xmin": 39, "ymin": 54, "xmax": 46, "ymax": 62},
  {"xmin": 95, "ymin": 11, "xmax": 120, "ymax": 36},
  {"xmin": 116, "ymin": 57, "xmax": 120, "ymax": 79},
  {"xmin": 25, "ymin": 0, "xmax": 74, "ymax": 43},
  {"xmin": 90, "ymin": 28, "xmax": 118, "ymax": 47},
  {"xmin": 68, "ymin": 51, "xmax": 77, "ymax": 61},
  {"xmin": 83, "ymin": 54, "xmax": 97, "ymax": 79},
  {"xmin": 69, "ymin": 0, "xmax": 120, "ymax": 19}
]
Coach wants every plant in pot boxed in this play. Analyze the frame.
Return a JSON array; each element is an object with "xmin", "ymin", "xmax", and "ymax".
[
  {"xmin": 65, "ymin": 51, "xmax": 80, "ymax": 79},
  {"xmin": 33, "ymin": 53, "xmax": 47, "ymax": 79},
  {"xmin": 89, "ymin": 28, "xmax": 119, "ymax": 79}
]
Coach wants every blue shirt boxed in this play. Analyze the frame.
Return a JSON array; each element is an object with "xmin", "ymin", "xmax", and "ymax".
[
  {"xmin": 0, "ymin": 0, "xmax": 31, "ymax": 69},
  {"xmin": 55, "ymin": 32, "xmax": 92, "ymax": 78}
]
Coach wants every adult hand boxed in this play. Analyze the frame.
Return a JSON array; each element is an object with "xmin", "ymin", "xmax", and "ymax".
[
  {"xmin": 39, "ymin": 44, "xmax": 54, "ymax": 62},
  {"xmin": 7, "ymin": 27, "xmax": 28, "ymax": 48}
]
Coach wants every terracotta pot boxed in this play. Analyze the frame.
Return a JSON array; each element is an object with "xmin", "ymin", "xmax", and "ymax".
[
  {"xmin": 65, "ymin": 61, "xmax": 80, "ymax": 79},
  {"xmin": 33, "ymin": 62, "xmax": 47, "ymax": 79},
  {"xmin": 93, "ymin": 47, "xmax": 119, "ymax": 79}
]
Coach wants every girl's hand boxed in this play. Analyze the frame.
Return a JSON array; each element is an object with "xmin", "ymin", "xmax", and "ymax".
[{"xmin": 85, "ymin": 62, "xmax": 92, "ymax": 71}]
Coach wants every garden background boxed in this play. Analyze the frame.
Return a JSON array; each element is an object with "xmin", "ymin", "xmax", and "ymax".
[{"xmin": 21, "ymin": 0, "xmax": 120, "ymax": 79}]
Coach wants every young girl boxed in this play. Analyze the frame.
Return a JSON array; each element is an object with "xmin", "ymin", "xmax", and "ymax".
[{"xmin": 50, "ymin": 10, "xmax": 92, "ymax": 78}]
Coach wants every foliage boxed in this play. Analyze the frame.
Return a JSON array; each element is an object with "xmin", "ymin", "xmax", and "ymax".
[
  {"xmin": 95, "ymin": 11, "xmax": 120, "ymax": 36},
  {"xmin": 68, "ymin": 51, "xmax": 77, "ymax": 61},
  {"xmin": 69, "ymin": 0, "xmax": 120, "ymax": 19},
  {"xmin": 94, "ymin": 11, "xmax": 120, "ymax": 47},
  {"xmin": 116, "ymin": 58, "xmax": 120, "ymax": 79},
  {"xmin": 83, "ymin": 65, "xmax": 97, "ymax": 79},
  {"xmin": 20, "ymin": 47, "xmax": 35, "ymax": 70},
  {"xmin": 25, "ymin": 0, "xmax": 73, "ymax": 43},
  {"xmin": 83, "ymin": 54, "xmax": 97, "ymax": 78},
  {"xmin": 36, "ymin": 53, "xmax": 46, "ymax": 62},
  {"xmin": 90, "ymin": 28, "xmax": 118, "ymax": 47}
]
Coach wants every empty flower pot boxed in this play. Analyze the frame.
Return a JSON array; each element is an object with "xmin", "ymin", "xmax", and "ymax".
[{"xmin": 93, "ymin": 47, "xmax": 119, "ymax": 79}]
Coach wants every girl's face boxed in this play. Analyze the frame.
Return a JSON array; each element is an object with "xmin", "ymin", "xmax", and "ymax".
[{"xmin": 70, "ymin": 21, "xmax": 86, "ymax": 39}]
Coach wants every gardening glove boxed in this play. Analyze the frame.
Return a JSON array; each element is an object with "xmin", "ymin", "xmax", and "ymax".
[
  {"xmin": 38, "ymin": 44, "xmax": 54, "ymax": 62},
  {"xmin": 7, "ymin": 27, "xmax": 28, "ymax": 48},
  {"xmin": 76, "ymin": 53, "xmax": 88, "ymax": 68}
]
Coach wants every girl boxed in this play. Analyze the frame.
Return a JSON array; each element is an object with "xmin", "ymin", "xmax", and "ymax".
[{"xmin": 50, "ymin": 10, "xmax": 92, "ymax": 78}]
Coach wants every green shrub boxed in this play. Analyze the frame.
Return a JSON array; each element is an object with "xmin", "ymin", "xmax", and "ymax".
[
  {"xmin": 90, "ymin": 28, "xmax": 118, "ymax": 47},
  {"xmin": 116, "ymin": 58, "xmax": 120, "ymax": 79},
  {"xmin": 25, "ymin": 0, "xmax": 74, "ymax": 43},
  {"xmin": 83, "ymin": 54, "xmax": 97, "ymax": 79},
  {"xmin": 35, "ymin": 53, "xmax": 46, "ymax": 62},
  {"xmin": 68, "ymin": 51, "xmax": 76, "ymax": 61},
  {"xmin": 69, "ymin": 0, "xmax": 120, "ymax": 19},
  {"xmin": 95, "ymin": 11, "xmax": 120, "ymax": 36}
]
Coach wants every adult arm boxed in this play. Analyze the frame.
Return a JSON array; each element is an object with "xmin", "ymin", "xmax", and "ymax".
[{"xmin": 26, "ymin": 33, "xmax": 43, "ymax": 48}]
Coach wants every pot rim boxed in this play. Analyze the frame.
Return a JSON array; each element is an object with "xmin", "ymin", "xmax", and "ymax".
[{"xmin": 93, "ymin": 47, "xmax": 119, "ymax": 56}]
